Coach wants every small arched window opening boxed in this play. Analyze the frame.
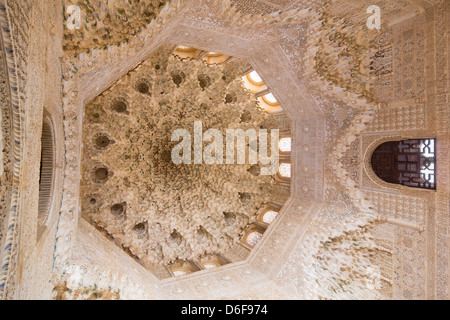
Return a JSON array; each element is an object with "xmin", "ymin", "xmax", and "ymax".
[
  {"xmin": 371, "ymin": 138, "xmax": 436, "ymax": 190},
  {"xmin": 241, "ymin": 224, "xmax": 266, "ymax": 248},
  {"xmin": 169, "ymin": 260, "xmax": 201, "ymax": 277},
  {"xmin": 256, "ymin": 203, "xmax": 282, "ymax": 225},
  {"xmin": 37, "ymin": 114, "xmax": 56, "ymax": 238},
  {"xmin": 203, "ymin": 263, "xmax": 218, "ymax": 269},
  {"xmin": 262, "ymin": 210, "xmax": 278, "ymax": 224},
  {"xmin": 172, "ymin": 45, "xmax": 203, "ymax": 60},
  {"xmin": 242, "ymin": 70, "xmax": 267, "ymax": 93},
  {"xmin": 247, "ymin": 70, "xmax": 264, "ymax": 86},
  {"xmin": 246, "ymin": 231, "xmax": 263, "ymax": 247},
  {"xmin": 279, "ymin": 137, "xmax": 292, "ymax": 153},
  {"xmin": 202, "ymin": 52, "xmax": 231, "ymax": 65},
  {"xmin": 278, "ymin": 162, "xmax": 292, "ymax": 179},
  {"xmin": 198, "ymin": 254, "xmax": 230, "ymax": 270},
  {"xmin": 262, "ymin": 93, "xmax": 278, "ymax": 106},
  {"xmin": 257, "ymin": 92, "xmax": 282, "ymax": 114}
]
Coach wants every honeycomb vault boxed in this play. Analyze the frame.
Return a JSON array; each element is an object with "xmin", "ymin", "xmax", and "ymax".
[{"xmin": 81, "ymin": 44, "xmax": 290, "ymax": 278}]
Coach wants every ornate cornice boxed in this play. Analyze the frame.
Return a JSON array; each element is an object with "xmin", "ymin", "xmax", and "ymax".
[{"xmin": 0, "ymin": 0, "xmax": 32, "ymax": 299}]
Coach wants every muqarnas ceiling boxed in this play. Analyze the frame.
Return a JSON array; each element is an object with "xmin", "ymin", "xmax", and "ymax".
[{"xmin": 81, "ymin": 44, "xmax": 290, "ymax": 277}]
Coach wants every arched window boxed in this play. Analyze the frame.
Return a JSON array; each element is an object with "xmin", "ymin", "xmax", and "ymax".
[
  {"xmin": 169, "ymin": 260, "xmax": 200, "ymax": 277},
  {"xmin": 279, "ymin": 163, "xmax": 291, "ymax": 179},
  {"xmin": 257, "ymin": 92, "xmax": 282, "ymax": 113},
  {"xmin": 203, "ymin": 263, "xmax": 218, "ymax": 269},
  {"xmin": 242, "ymin": 70, "xmax": 267, "ymax": 93},
  {"xmin": 262, "ymin": 210, "xmax": 278, "ymax": 224},
  {"xmin": 242, "ymin": 223, "xmax": 266, "ymax": 248},
  {"xmin": 371, "ymin": 138, "xmax": 436, "ymax": 190},
  {"xmin": 172, "ymin": 46, "xmax": 202, "ymax": 60},
  {"xmin": 279, "ymin": 137, "xmax": 292, "ymax": 153},
  {"xmin": 202, "ymin": 52, "xmax": 231, "ymax": 64},
  {"xmin": 246, "ymin": 231, "xmax": 263, "ymax": 247},
  {"xmin": 262, "ymin": 93, "xmax": 278, "ymax": 106},
  {"xmin": 257, "ymin": 203, "xmax": 282, "ymax": 225},
  {"xmin": 247, "ymin": 70, "xmax": 264, "ymax": 86},
  {"xmin": 198, "ymin": 254, "xmax": 230, "ymax": 270}
]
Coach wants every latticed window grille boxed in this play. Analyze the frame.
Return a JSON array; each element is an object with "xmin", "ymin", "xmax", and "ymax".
[{"xmin": 371, "ymin": 139, "xmax": 436, "ymax": 190}]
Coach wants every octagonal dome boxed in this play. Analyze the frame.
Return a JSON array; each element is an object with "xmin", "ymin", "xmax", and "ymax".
[{"xmin": 80, "ymin": 44, "xmax": 293, "ymax": 279}]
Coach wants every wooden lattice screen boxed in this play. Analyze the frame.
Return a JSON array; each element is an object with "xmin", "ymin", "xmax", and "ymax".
[{"xmin": 371, "ymin": 139, "xmax": 436, "ymax": 190}]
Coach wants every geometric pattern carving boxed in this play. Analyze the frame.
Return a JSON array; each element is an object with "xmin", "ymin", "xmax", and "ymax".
[
  {"xmin": 366, "ymin": 104, "xmax": 426, "ymax": 132},
  {"xmin": 393, "ymin": 227, "xmax": 426, "ymax": 299},
  {"xmin": 372, "ymin": 33, "xmax": 394, "ymax": 104},
  {"xmin": 392, "ymin": 16, "xmax": 426, "ymax": 102},
  {"xmin": 365, "ymin": 191, "xmax": 426, "ymax": 227},
  {"xmin": 230, "ymin": 0, "xmax": 278, "ymax": 15}
]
